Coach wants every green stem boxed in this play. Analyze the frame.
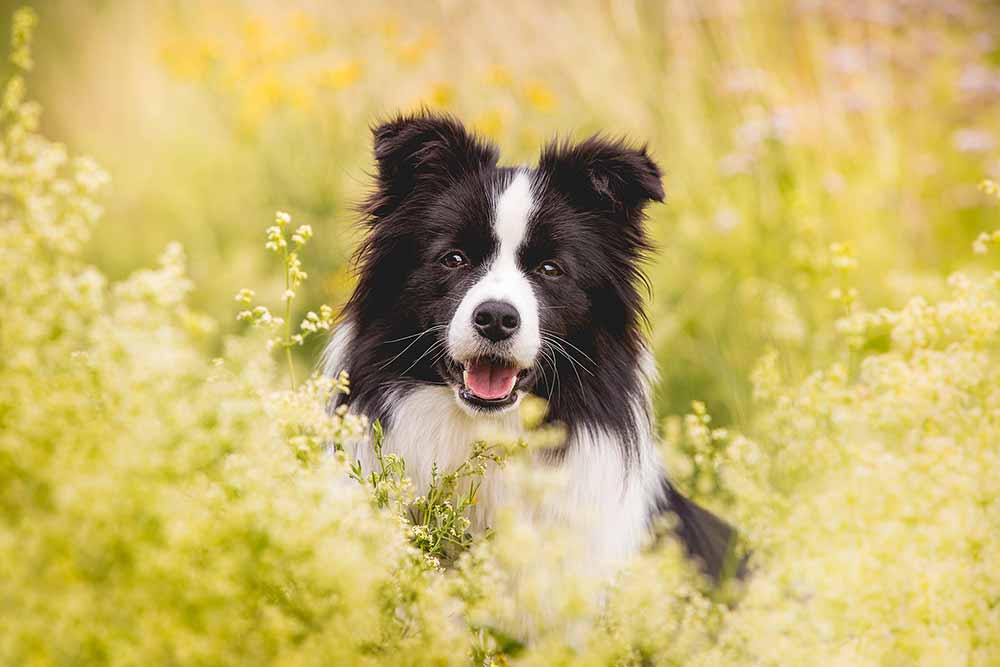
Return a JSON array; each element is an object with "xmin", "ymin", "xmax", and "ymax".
[
  {"xmin": 285, "ymin": 343, "xmax": 296, "ymax": 390},
  {"xmin": 283, "ymin": 244, "xmax": 296, "ymax": 390}
]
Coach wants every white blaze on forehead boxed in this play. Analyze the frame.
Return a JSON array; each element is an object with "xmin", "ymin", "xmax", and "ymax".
[
  {"xmin": 447, "ymin": 170, "xmax": 542, "ymax": 374},
  {"xmin": 493, "ymin": 170, "xmax": 534, "ymax": 257}
]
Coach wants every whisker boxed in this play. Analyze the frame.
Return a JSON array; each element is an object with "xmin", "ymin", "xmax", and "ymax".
[
  {"xmin": 533, "ymin": 348, "xmax": 551, "ymax": 396},
  {"xmin": 379, "ymin": 326, "xmax": 445, "ymax": 368},
  {"xmin": 548, "ymin": 341, "xmax": 585, "ymax": 391},
  {"xmin": 429, "ymin": 346, "xmax": 452, "ymax": 369},
  {"xmin": 545, "ymin": 353, "xmax": 558, "ymax": 403},
  {"xmin": 399, "ymin": 339, "xmax": 446, "ymax": 377},
  {"xmin": 542, "ymin": 335, "xmax": 595, "ymax": 378},
  {"xmin": 547, "ymin": 347, "xmax": 562, "ymax": 402},
  {"xmin": 539, "ymin": 344, "xmax": 561, "ymax": 402},
  {"xmin": 540, "ymin": 329, "xmax": 598, "ymax": 368},
  {"xmin": 379, "ymin": 324, "xmax": 447, "ymax": 346},
  {"xmin": 535, "ymin": 361, "xmax": 549, "ymax": 399}
]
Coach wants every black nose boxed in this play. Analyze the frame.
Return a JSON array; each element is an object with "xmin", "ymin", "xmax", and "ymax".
[{"xmin": 472, "ymin": 300, "xmax": 520, "ymax": 342}]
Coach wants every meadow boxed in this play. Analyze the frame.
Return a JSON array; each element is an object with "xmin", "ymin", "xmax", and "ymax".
[{"xmin": 2, "ymin": 1, "xmax": 999, "ymax": 665}]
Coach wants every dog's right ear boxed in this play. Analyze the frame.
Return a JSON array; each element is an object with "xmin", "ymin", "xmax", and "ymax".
[{"xmin": 366, "ymin": 111, "xmax": 499, "ymax": 218}]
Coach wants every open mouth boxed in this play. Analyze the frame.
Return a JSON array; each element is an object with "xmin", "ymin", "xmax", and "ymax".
[{"xmin": 454, "ymin": 357, "xmax": 529, "ymax": 411}]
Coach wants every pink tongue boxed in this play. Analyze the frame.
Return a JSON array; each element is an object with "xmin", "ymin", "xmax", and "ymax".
[{"xmin": 465, "ymin": 361, "xmax": 518, "ymax": 400}]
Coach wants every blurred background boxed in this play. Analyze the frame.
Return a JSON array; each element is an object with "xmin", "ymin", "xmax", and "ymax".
[{"xmin": 9, "ymin": 0, "xmax": 1000, "ymax": 426}]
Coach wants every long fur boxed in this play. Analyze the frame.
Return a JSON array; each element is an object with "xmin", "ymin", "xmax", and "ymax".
[{"xmin": 325, "ymin": 110, "xmax": 740, "ymax": 580}]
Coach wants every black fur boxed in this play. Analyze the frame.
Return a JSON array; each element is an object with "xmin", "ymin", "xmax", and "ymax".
[
  {"xmin": 653, "ymin": 480, "xmax": 746, "ymax": 582},
  {"xmin": 339, "ymin": 113, "xmax": 660, "ymax": 447},
  {"xmin": 333, "ymin": 110, "xmax": 740, "ymax": 581}
]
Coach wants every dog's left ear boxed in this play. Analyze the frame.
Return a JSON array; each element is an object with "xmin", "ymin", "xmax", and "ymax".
[{"xmin": 538, "ymin": 136, "xmax": 664, "ymax": 213}]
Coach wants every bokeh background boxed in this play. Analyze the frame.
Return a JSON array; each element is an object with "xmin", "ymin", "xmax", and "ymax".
[
  {"xmin": 5, "ymin": 3, "xmax": 1000, "ymax": 664},
  {"xmin": 11, "ymin": 0, "xmax": 1000, "ymax": 425}
]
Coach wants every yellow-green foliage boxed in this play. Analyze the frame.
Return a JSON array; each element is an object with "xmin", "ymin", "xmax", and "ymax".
[{"xmin": 3, "ymin": 4, "xmax": 1000, "ymax": 666}]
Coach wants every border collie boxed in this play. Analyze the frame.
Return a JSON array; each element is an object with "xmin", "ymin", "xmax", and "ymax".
[{"xmin": 324, "ymin": 111, "xmax": 739, "ymax": 580}]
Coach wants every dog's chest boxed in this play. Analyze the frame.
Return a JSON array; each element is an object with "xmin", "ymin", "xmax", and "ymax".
[{"xmin": 351, "ymin": 385, "xmax": 655, "ymax": 571}]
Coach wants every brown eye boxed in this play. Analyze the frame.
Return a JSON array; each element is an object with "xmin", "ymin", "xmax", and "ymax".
[
  {"xmin": 536, "ymin": 260, "xmax": 564, "ymax": 278},
  {"xmin": 441, "ymin": 251, "xmax": 468, "ymax": 269}
]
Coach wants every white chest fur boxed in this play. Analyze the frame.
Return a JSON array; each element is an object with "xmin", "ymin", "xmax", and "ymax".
[
  {"xmin": 347, "ymin": 384, "xmax": 660, "ymax": 573},
  {"xmin": 326, "ymin": 322, "xmax": 663, "ymax": 573}
]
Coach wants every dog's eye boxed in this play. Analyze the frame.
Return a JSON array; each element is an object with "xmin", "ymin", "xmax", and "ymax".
[
  {"xmin": 536, "ymin": 260, "xmax": 564, "ymax": 278},
  {"xmin": 440, "ymin": 251, "xmax": 468, "ymax": 269}
]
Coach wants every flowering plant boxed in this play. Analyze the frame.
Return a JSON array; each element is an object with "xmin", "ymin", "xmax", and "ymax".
[{"xmin": 2, "ymin": 6, "xmax": 999, "ymax": 666}]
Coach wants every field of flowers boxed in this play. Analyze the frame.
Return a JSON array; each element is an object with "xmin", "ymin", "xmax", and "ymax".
[{"xmin": 2, "ymin": 2, "xmax": 999, "ymax": 665}]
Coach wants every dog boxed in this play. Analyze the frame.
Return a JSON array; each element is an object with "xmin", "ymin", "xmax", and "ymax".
[{"xmin": 324, "ymin": 111, "xmax": 740, "ymax": 580}]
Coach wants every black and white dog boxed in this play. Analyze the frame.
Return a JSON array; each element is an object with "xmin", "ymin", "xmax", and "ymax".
[{"xmin": 325, "ymin": 111, "xmax": 739, "ymax": 579}]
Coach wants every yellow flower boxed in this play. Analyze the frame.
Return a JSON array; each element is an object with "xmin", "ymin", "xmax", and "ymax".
[
  {"xmin": 241, "ymin": 15, "xmax": 268, "ymax": 50},
  {"xmin": 523, "ymin": 80, "xmax": 557, "ymax": 112},
  {"xmin": 424, "ymin": 82, "xmax": 455, "ymax": 109},
  {"xmin": 395, "ymin": 30, "xmax": 438, "ymax": 66},
  {"xmin": 485, "ymin": 65, "xmax": 514, "ymax": 88},
  {"xmin": 238, "ymin": 71, "xmax": 288, "ymax": 130},
  {"xmin": 234, "ymin": 288, "xmax": 255, "ymax": 304},
  {"xmin": 376, "ymin": 13, "xmax": 401, "ymax": 40},
  {"xmin": 287, "ymin": 10, "xmax": 327, "ymax": 51},
  {"xmin": 9, "ymin": 6, "xmax": 36, "ymax": 70},
  {"xmin": 320, "ymin": 61, "xmax": 365, "ymax": 90},
  {"xmin": 159, "ymin": 36, "xmax": 219, "ymax": 81},
  {"xmin": 474, "ymin": 110, "xmax": 506, "ymax": 139}
]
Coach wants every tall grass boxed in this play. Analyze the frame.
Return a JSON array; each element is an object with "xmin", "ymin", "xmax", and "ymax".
[{"xmin": 2, "ymin": 3, "xmax": 999, "ymax": 665}]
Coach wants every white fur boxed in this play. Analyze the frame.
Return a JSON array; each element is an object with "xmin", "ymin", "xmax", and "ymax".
[
  {"xmin": 387, "ymin": 372, "xmax": 657, "ymax": 572},
  {"xmin": 326, "ymin": 317, "xmax": 663, "ymax": 574},
  {"xmin": 447, "ymin": 171, "xmax": 541, "ymax": 371},
  {"xmin": 321, "ymin": 319, "xmax": 355, "ymax": 379},
  {"xmin": 358, "ymin": 384, "xmax": 520, "ymax": 531},
  {"xmin": 323, "ymin": 171, "xmax": 665, "ymax": 576}
]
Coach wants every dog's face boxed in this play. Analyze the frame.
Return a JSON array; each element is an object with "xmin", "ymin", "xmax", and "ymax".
[{"xmin": 345, "ymin": 113, "xmax": 663, "ymax": 419}]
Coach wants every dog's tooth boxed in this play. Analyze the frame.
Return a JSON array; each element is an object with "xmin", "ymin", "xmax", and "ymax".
[{"xmin": 462, "ymin": 369, "xmax": 469, "ymax": 386}]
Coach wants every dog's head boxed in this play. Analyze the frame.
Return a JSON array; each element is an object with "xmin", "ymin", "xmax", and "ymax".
[{"xmin": 339, "ymin": 112, "xmax": 663, "ymax": 421}]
